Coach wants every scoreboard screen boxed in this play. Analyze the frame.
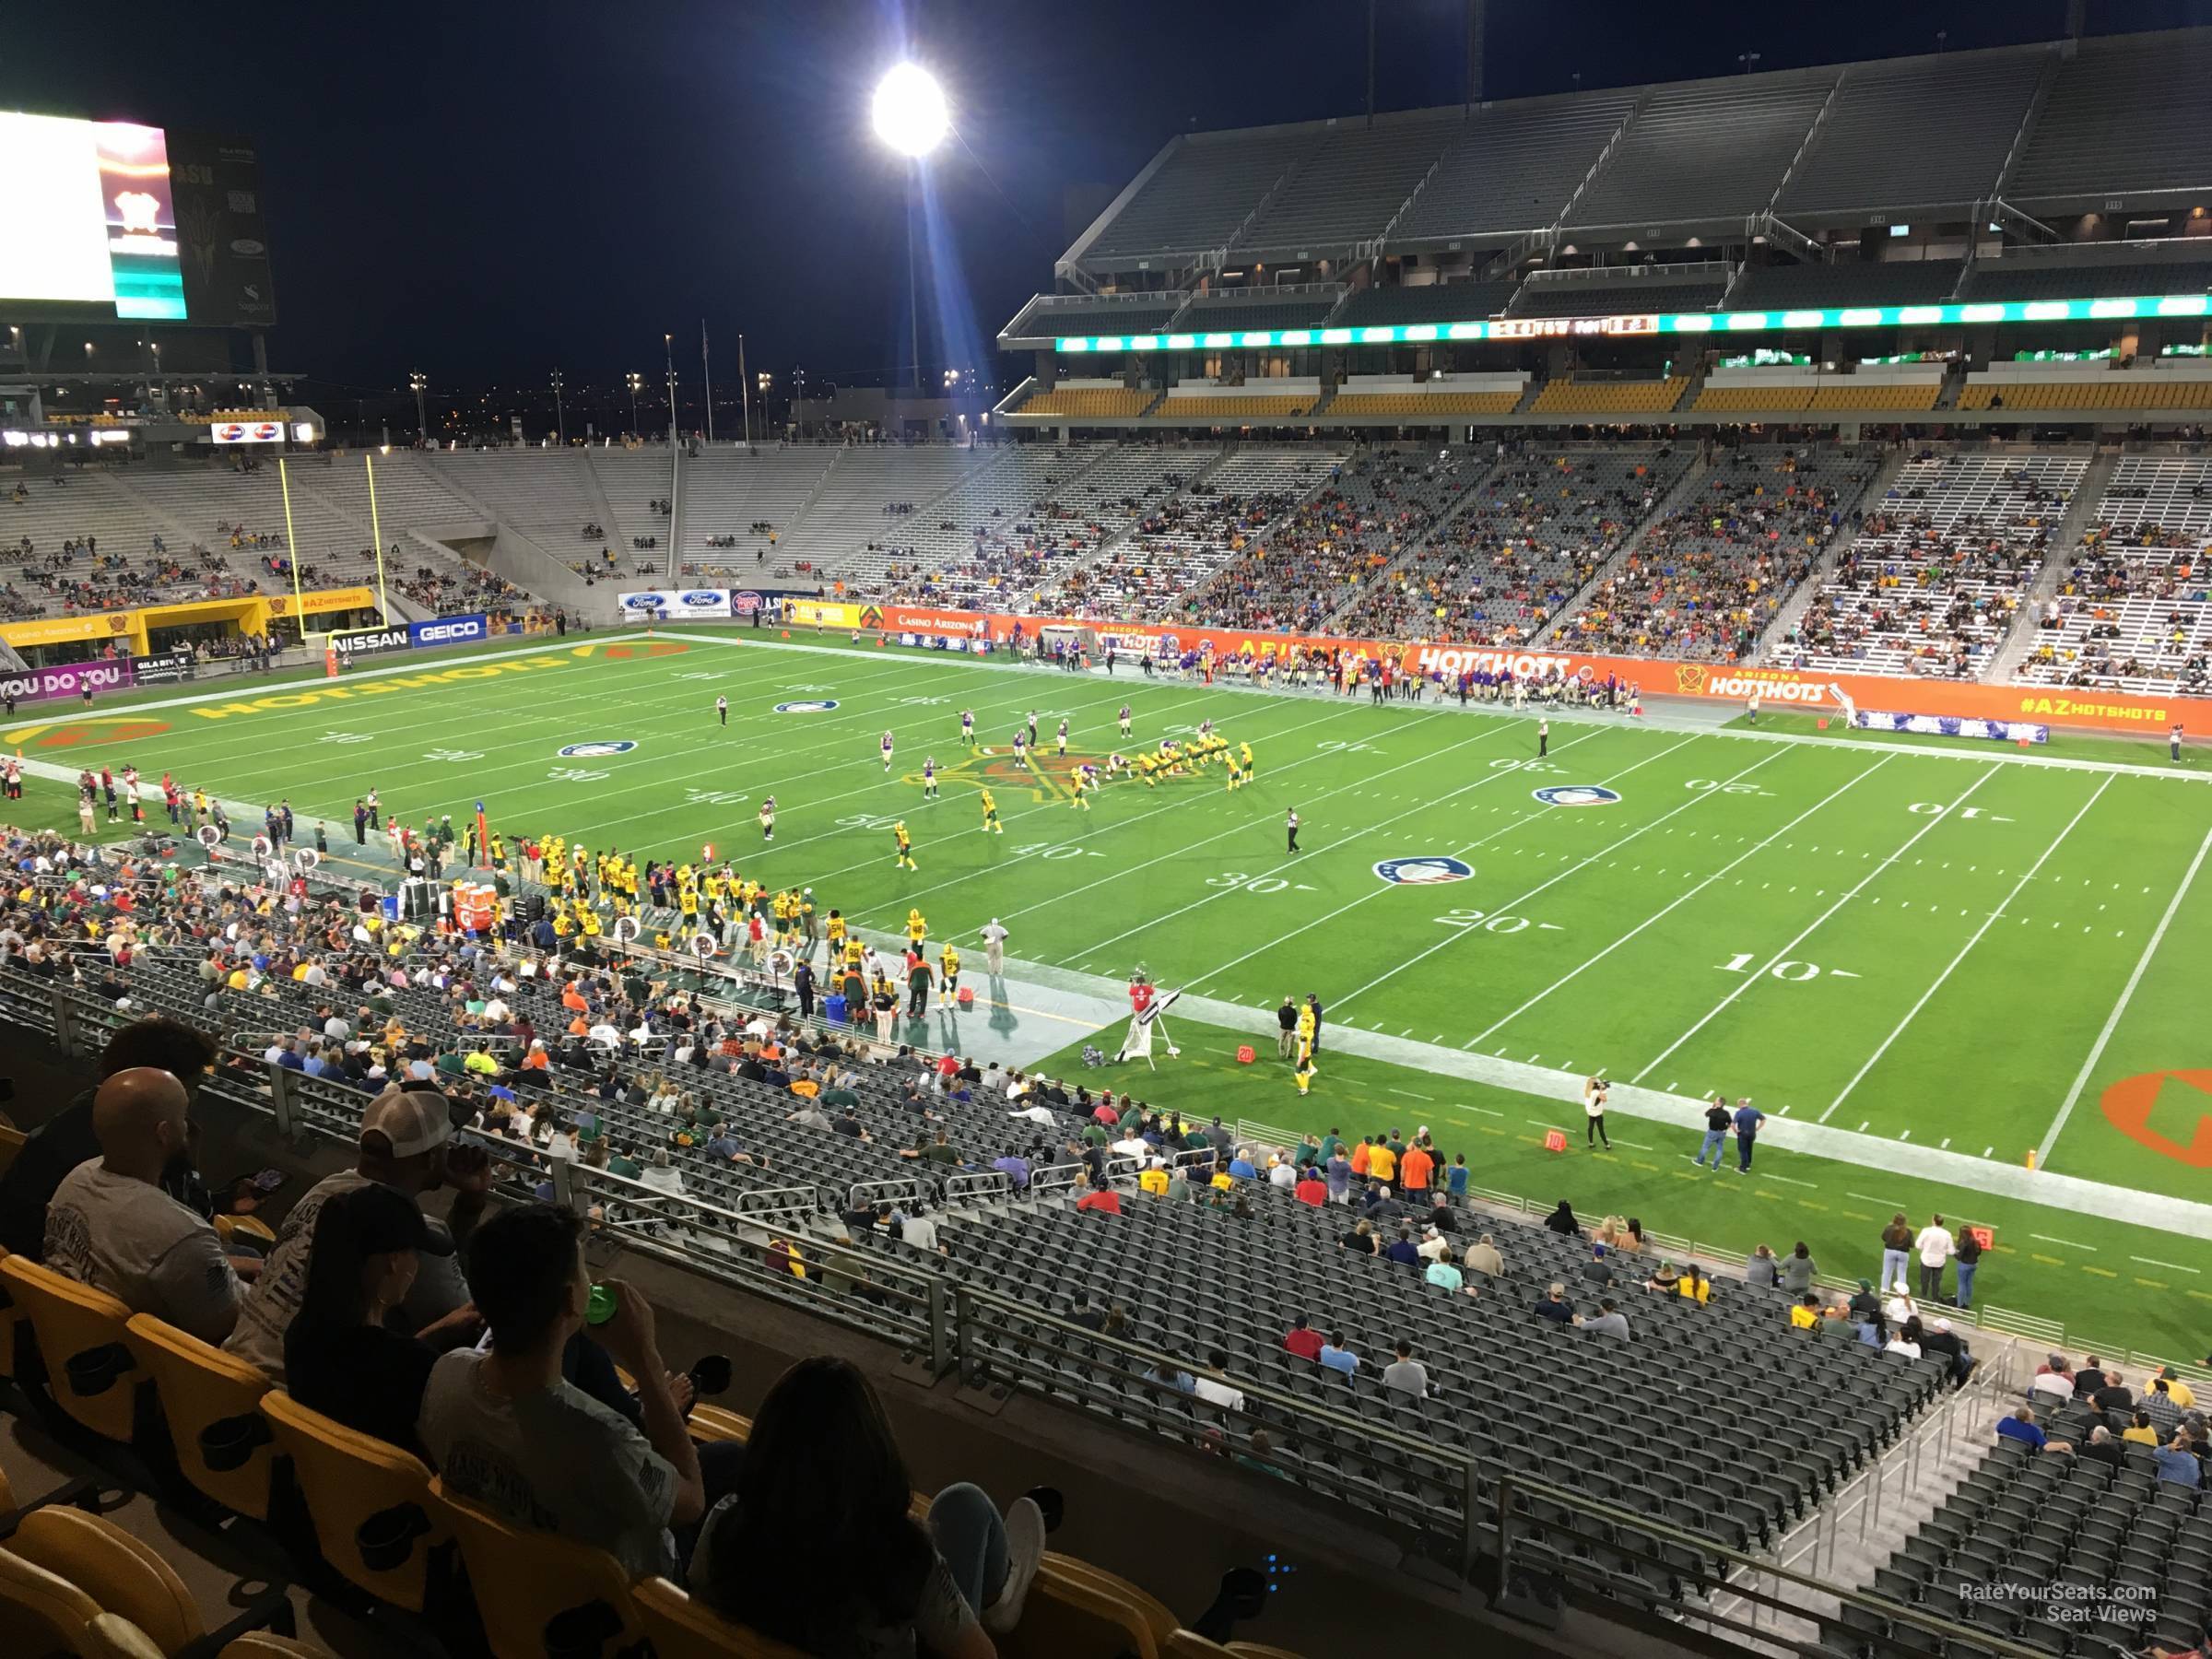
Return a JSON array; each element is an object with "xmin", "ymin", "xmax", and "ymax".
[{"xmin": 0, "ymin": 110, "xmax": 276, "ymax": 326}]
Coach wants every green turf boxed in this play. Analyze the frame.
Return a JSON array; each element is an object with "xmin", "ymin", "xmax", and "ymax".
[
  {"xmin": 9, "ymin": 628, "xmax": 2208, "ymax": 1352},
  {"xmin": 1034, "ymin": 1016, "xmax": 2211, "ymax": 1362}
]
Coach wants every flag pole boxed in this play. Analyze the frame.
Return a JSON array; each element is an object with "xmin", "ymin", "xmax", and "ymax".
[
  {"xmin": 276, "ymin": 454, "xmax": 309, "ymax": 652},
  {"xmin": 739, "ymin": 333, "xmax": 750, "ymax": 447},
  {"xmin": 364, "ymin": 451, "xmax": 390, "ymax": 625},
  {"xmin": 700, "ymin": 319, "xmax": 714, "ymax": 442}
]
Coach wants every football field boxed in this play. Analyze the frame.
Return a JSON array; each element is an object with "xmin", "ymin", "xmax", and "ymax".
[{"xmin": 11, "ymin": 627, "xmax": 2210, "ymax": 1352}]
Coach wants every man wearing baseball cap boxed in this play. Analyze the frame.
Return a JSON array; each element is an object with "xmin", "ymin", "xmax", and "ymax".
[{"xmin": 224, "ymin": 1083, "xmax": 489, "ymax": 1383}]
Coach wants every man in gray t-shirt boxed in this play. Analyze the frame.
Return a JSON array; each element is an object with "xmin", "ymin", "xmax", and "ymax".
[
  {"xmin": 1576, "ymin": 1299, "xmax": 1631, "ymax": 1339},
  {"xmin": 225, "ymin": 1086, "xmax": 488, "ymax": 1382},
  {"xmin": 42, "ymin": 1069, "xmax": 241, "ymax": 1345}
]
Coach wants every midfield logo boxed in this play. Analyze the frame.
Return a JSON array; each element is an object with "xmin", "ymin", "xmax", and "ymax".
[{"xmin": 1373, "ymin": 855, "xmax": 1474, "ymax": 886}]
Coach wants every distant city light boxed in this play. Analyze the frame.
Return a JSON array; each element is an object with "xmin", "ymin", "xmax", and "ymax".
[{"xmin": 873, "ymin": 64, "xmax": 949, "ymax": 158}]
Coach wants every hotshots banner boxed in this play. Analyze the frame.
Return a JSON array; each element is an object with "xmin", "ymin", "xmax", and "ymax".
[{"xmin": 1, "ymin": 660, "xmax": 135, "ymax": 705}]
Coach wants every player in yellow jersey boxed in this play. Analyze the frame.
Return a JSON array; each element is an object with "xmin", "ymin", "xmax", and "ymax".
[
  {"xmin": 980, "ymin": 789, "xmax": 1003, "ymax": 834},
  {"xmin": 893, "ymin": 820, "xmax": 915, "ymax": 870},
  {"xmin": 937, "ymin": 942, "xmax": 961, "ymax": 1006},
  {"xmin": 825, "ymin": 908, "xmax": 847, "ymax": 959},
  {"xmin": 1240, "ymin": 740, "xmax": 1254, "ymax": 782},
  {"xmin": 906, "ymin": 908, "xmax": 927, "ymax": 947},
  {"xmin": 1294, "ymin": 1031, "xmax": 1315, "ymax": 1095},
  {"xmin": 1224, "ymin": 753, "xmax": 1242, "ymax": 792},
  {"xmin": 1072, "ymin": 764, "xmax": 1094, "ymax": 810}
]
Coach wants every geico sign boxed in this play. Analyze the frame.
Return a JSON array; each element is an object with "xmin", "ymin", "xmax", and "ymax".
[
  {"xmin": 1408, "ymin": 645, "xmax": 1576, "ymax": 679},
  {"xmin": 418, "ymin": 621, "xmax": 481, "ymax": 642}
]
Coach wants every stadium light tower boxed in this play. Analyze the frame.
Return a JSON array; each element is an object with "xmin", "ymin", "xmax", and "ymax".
[
  {"xmin": 872, "ymin": 63, "xmax": 949, "ymax": 394},
  {"xmin": 551, "ymin": 368, "xmax": 567, "ymax": 446},
  {"xmin": 626, "ymin": 371, "xmax": 643, "ymax": 436},
  {"xmin": 409, "ymin": 371, "xmax": 428, "ymax": 443},
  {"xmin": 664, "ymin": 333, "xmax": 677, "ymax": 439}
]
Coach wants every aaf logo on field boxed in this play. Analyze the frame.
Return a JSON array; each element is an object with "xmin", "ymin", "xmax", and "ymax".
[
  {"xmin": 774, "ymin": 700, "xmax": 840, "ymax": 713},
  {"xmin": 1534, "ymin": 784, "xmax": 1621, "ymax": 806},
  {"xmin": 1373, "ymin": 855, "xmax": 1474, "ymax": 887},
  {"xmin": 558, "ymin": 740, "xmax": 637, "ymax": 759}
]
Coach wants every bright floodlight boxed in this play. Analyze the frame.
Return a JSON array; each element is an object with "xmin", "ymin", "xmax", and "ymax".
[{"xmin": 873, "ymin": 64, "xmax": 948, "ymax": 158}]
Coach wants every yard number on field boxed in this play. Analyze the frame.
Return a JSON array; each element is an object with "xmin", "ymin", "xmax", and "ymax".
[
  {"xmin": 1908, "ymin": 803, "xmax": 2015, "ymax": 821},
  {"xmin": 1715, "ymin": 953, "xmax": 1860, "ymax": 982},
  {"xmin": 1206, "ymin": 870, "xmax": 1318, "ymax": 896},
  {"xmin": 1435, "ymin": 907, "xmax": 1562, "ymax": 935}
]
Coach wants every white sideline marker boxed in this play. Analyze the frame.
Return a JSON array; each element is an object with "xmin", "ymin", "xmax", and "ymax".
[{"xmin": 2030, "ymin": 1234, "xmax": 2097, "ymax": 1251}]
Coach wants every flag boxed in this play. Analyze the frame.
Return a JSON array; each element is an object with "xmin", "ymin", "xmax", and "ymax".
[{"xmin": 475, "ymin": 800, "xmax": 489, "ymax": 864}]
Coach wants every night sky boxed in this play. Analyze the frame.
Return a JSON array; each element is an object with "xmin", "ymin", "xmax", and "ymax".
[{"xmin": 2, "ymin": 0, "xmax": 2195, "ymax": 405}]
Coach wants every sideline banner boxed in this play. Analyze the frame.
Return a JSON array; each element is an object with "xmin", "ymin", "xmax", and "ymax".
[
  {"xmin": 617, "ymin": 589, "xmax": 734, "ymax": 620},
  {"xmin": 1, "ymin": 660, "xmax": 135, "ymax": 705},
  {"xmin": 410, "ymin": 614, "xmax": 488, "ymax": 648},
  {"xmin": 131, "ymin": 650, "xmax": 197, "ymax": 685},
  {"xmin": 799, "ymin": 600, "xmax": 2211, "ymax": 738},
  {"xmin": 331, "ymin": 624, "xmax": 412, "ymax": 662}
]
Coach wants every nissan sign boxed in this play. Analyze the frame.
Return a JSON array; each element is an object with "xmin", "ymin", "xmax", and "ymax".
[{"xmin": 331, "ymin": 625, "xmax": 412, "ymax": 661}]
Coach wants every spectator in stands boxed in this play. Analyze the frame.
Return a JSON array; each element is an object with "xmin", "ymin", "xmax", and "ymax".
[
  {"xmin": 1317, "ymin": 1333, "xmax": 1359, "ymax": 1379},
  {"xmin": 2092, "ymin": 1371, "xmax": 2136, "ymax": 1416},
  {"xmin": 0, "ymin": 1016, "xmax": 220, "ymax": 1260},
  {"xmin": 694, "ymin": 1356, "xmax": 1045, "ymax": 1653},
  {"xmin": 226, "ymin": 1083, "xmax": 489, "ymax": 1382},
  {"xmin": 2157, "ymin": 1434, "xmax": 2205, "ymax": 1488},
  {"xmin": 1283, "ymin": 1316, "xmax": 1324, "ymax": 1362},
  {"xmin": 2077, "ymin": 1426, "xmax": 2125, "ymax": 1470},
  {"xmin": 1996, "ymin": 1406, "xmax": 2070, "ymax": 1454},
  {"xmin": 1535, "ymin": 1283, "xmax": 1574, "ymax": 1324},
  {"xmin": 1745, "ymin": 1244, "xmax": 1780, "ymax": 1289},
  {"xmin": 1790, "ymin": 1294, "xmax": 1823, "ymax": 1330},
  {"xmin": 1779, "ymin": 1242, "xmax": 1818, "ymax": 1298},
  {"xmin": 1383, "ymin": 1226, "xmax": 1422, "ymax": 1268},
  {"xmin": 1542, "ymin": 1200, "xmax": 1579, "ymax": 1237},
  {"xmin": 417, "ymin": 1203, "xmax": 728, "ymax": 1581},
  {"xmin": 1463, "ymin": 1233, "xmax": 1503, "ymax": 1278},
  {"xmin": 1193, "ymin": 1351, "xmax": 1246, "ymax": 1413},
  {"xmin": 2124, "ymin": 1412, "xmax": 2161, "ymax": 1448},
  {"xmin": 1885, "ymin": 1316, "xmax": 1925, "ymax": 1360},
  {"xmin": 283, "ymin": 1182, "xmax": 482, "ymax": 1454},
  {"xmin": 1573, "ymin": 1298, "xmax": 1630, "ymax": 1339},
  {"xmin": 2030, "ymin": 1355, "xmax": 2077, "ymax": 1402},
  {"xmin": 41, "ymin": 1067, "xmax": 247, "ymax": 1343},
  {"xmin": 1578, "ymin": 1244, "xmax": 1613, "ymax": 1290},
  {"xmin": 1382, "ymin": 1341, "xmax": 1430, "ymax": 1399},
  {"xmin": 2145, "ymin": 1378, "xmax": 2186, "ymax": 1439}
]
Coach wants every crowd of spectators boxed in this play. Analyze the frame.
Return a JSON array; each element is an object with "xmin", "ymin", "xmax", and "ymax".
[
  {"xmin": 1555, "ymin": 446, "xmax": 1866, "ymax": 662},
  {"xmin": 1335, "ymin": 444, "xmax": 1684, "ymax": 644}
]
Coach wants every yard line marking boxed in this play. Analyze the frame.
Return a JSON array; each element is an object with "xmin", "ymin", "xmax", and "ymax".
[
  {"xmin": 2037, "ymin": 820, "xmax": 2212, "ymax": 1169},
  {"xmin": 1983, "ymin": 1147, "xmax": 1993, "ymax": 1158},
  {"xmin": 1846, "ymin": 1194, "xmax": 1903, "ymax": 1209},
  {"xmin": 1939, "ymin": 1137, "xmax": 1950, "ymax": 1149},
  {"xmin": 1633, "ymin": 764, "xmax": 1997, "ymax": 1084},
  {"xmin": 1466, "ymin": 756, "xmax": 1890, "ymax": 1044},
  {"xmin": 2131, "ymin": 1256, "xmax": 2201, "ymax": 1273},
  {"xmin": 1821, "ymin": 774, "xmax": 2113, "ymax": 1123},
  {"xmin": 1328, "ymin": 737, "xmax": 1775, "ymax": 1012},
  {"xmin": 1611, "ymin": 1138, "xmax": 1653, "ymax": 1149},
  {"xmin": 2030, "ymin": 1234, "xmax": 2098, "ymax": 1251},
  {"xmin": 1757, "ymin": 1173, "xmax": 1816, "ymax": 1187},
  {"xmin": 1390, "ymin": 1088, "xmax": 1434, "ymax": 1101},
  {"xmin": 1464, "ymin": 1105, "xmax": 1503, "ymax": 1117},
  {"xmin": 1172, "ymin": 724, "xmax": 1647, "ymax": 985},
  {"xmin": 1898, "ymin": 1130, "xmax": 1912, "ymax": 1141}
]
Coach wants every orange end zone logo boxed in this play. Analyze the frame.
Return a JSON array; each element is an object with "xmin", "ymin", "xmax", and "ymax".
[
  {"xmin": 7, "ymin": 717, "xmax": 174, "ymax": 749},
  {"xmin": 601, "ymin": 641, "xmax": 690, "ymax": 661},
  {"xmin": 2100, "ymin": 1069, "xmax": 2212, "ymax": 1168}
]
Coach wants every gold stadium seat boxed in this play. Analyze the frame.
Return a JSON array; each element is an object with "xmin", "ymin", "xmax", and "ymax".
[
  {"xmin": 1531, "ymin": 377, "xmax": 1688, "ymax": 417},
  {"xmin": 0, "ymin": 1248, "xmax": 23, "ymax": 1383},
  {"xmin": 685, "ymin": 1405, "xmax": 752, "ymax": 1445},
  {"xmin": 0, "ymin": 1254, "xmax": 145, "ymax": 1443},
  {"xmin": 1001, "ymin": 1554, "xmax": 1180, "ymax": 1659},
  {"xmin": 218, "ymin": 1641, "xmax": 335, "ymax": 1659},
  {"xmin": 2, "ymin": 1507, "xmax": 203, "ymax": 1655},
  {"xmin": 1692, "ymin": 384, "xmax": 1815, "ymax": 413},
  {"xmin": 218, "ymin": 1637, "xmax": 334, "ymax": 1659},
  {"xmin": 259, "ymin": 1392, "xmax": 447, "ymax": 1614},
  {"xmin": 430, "ymin": 1477, "xmax": 648, "ymax": 1659},
  {"xmin": 0, "ymin": 1543, "xmax": 110, "ymax": 1658},
  {"xmin": 0, "ymin": 1123, "xmax": 27, "ymax": 1180},
  {"xmin": 123, "ymin": 1315, "xmax": 276, "ymax": 1521},
  {"xmin": 83, "ymin": 1612, "xmax": 170, "ymax": 1659},
  {"xmin": 1018, "ymin": 388, "xmax": 1152, "ymax": 418},
  {"xmin": 1328, "ymin": 391, "xmax": 1523, "ymax": 417},
  {"xmin": 1161, "ymin": 396, "xmax": 1311, "ymax": 420},
  {"xmin": 633, "ymin": 1577, "xmax": 812, "ymax": 1659}
]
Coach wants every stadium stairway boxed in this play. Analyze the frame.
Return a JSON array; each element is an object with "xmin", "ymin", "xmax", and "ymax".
[
  {"xmin": 1525, "ymin": 449, "xmax": 1712, "ymax": 647},
  {"xmin": 1982, "ymin": 447, "xmax": 2119, "ymax": 685},
  {"xmin": 1748, "ymin": 444, "xmax": 1912, "ymax": 665}
]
